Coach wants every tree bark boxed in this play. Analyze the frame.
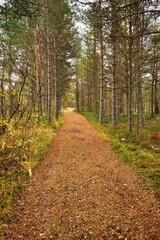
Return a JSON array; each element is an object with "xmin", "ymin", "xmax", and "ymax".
[
  {"xmin": 54, "ymin": 36, "xmax": 59, "ymax": 120},
  {"xmin": 154, "ymin": 61, "xmax": 159, "ymax": 114},
  {"xmin": 93, "ymin": 26, "xmax": 98, "ymax": 114},
  {"xmin": 111, "ymin": 0, "xmax": 118, "ymax": 126},
  {"xmin": 99, "ymin": 0, "xmax": 104, "ymax": 124},
  {"xmin": 35, "ymin": 25, "xmax": 42, "ymax": 118},
  {"xmin": 75, "ymin": 75, "xmax": 80, "ymax": 111},
  {"xmin": 128, "ymin": 3, "xmax": 133, "ymax": 133},
  {"xmin": 46, "ymin": 0, "xmax": 51, "ymax": 122},
  {"xmin": 135, "ymin": 2, "xmax": 143, "ymax": 133}
]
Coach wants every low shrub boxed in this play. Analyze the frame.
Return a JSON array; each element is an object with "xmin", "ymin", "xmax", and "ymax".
[{"xmin": 0, "ymin": 113, "xmax": 66, "ymax": 227}]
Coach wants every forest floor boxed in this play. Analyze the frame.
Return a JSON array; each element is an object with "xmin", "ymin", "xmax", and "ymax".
[{"xmin": 1, "ymin": 111, "xmax": 160, "ymax": 240}]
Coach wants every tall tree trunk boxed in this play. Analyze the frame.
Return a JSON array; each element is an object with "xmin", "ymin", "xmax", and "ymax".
[
  {"xmin": 86, "ymin": 45, "xmax": 91, "ymax": 111},
  {"xmin": 0, "ymin": 65, "xmax": 5, "ymax": 120},
  {"xmin": 54, "ymin": 36, "xmax": 59, "ymax": 120},
  {"xmin": 46, "ymin": 0, "xmax": 51, "ymax": 122},
  {"xmin": 75, "ymin": 76, "xmax": 80, "ymax": 112},
  {"xmin": 128, "ymin": 4, "xmax": 133, "ymax": 133},
  {"xmin": 0, "ymin": 59, "xmax": 5, "ymax": 133},
  {"xmin": 135, "ymin": 3, "xmax": 143, "ymax": 133},
  {"xmin": 111, "ymin": 0, "xmax": 118, "ymax": 126},
  {"xmin": 154, "ymin": 61, "xmax": 159, "ymax": 114},
  {"xmin": 81, "ymin": 83, "xmax": 85, "ymax": 111},
  {"xmin": 99, "ymin": 0, "xmax": 104, "ymax": 124},
  {"xmin": 35, "ymin": 25, "xmax": 42, "ymax": 118},
  {"xmin": 124, "ymin": 18, "xmax": 129, "ymax": 116},
  {"xmin": 151, "ymin": 42, "xmax": 159, "ymax": 116},
  {"xmin": 93, "ymin": 26, "xmax": 98, "ymax": 114},
  {"xmin": 151, "ymin": 70, "xmax": 154, "ymax": 118},
  {"xmin": 112, "ymin": 39, "xmax": 117, "ymax": 126}
]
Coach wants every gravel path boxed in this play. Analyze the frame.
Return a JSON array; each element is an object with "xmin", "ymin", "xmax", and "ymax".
[{"xmin": 1, "ymin": 111, "xmax": 160, "ymax": 239}]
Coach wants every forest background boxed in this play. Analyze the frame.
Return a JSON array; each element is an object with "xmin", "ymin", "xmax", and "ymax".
[{"xmin": 0, "ymin": 0, "xmax": 160, "ymax": 227}]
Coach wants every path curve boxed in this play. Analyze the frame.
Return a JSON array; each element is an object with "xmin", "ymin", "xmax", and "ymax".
[{"xmin": 1, "ymin": 111, "xmax": 160, "ymax": 239}]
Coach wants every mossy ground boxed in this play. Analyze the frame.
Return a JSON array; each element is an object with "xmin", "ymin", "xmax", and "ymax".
[{"xmin": 79, "ymin": 111, "xmax": 160, "ymax": 198}]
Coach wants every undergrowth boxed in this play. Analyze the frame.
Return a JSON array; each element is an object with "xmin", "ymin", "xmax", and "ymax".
[
  {"xmin": 79, "ymin": 111, "xmax": 160, "ymax": 199},
  {"xmin": 0, "ymin": 114, "xmax": 66, "ymax": 227}
]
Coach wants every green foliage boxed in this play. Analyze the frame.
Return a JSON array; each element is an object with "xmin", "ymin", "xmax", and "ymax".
[
  {"xmin": 0, "ymin": 114, "xmax": 66, "ymax": 227},
  {"xmin": 78, "ymin": 110, "xmax": 98, "ymax": 121},
  {"xmin": 80, "ymin": 111, "xmax": 160, "ymax": 199}
]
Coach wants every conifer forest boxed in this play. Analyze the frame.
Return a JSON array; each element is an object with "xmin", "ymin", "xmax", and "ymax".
[
  {"xmin": 0, "ymin": 0, "xmax": 160, "ymax": 238},
  {"xmin": 0, "ymin": 0, "xmax": 159, "ymax": 130}
]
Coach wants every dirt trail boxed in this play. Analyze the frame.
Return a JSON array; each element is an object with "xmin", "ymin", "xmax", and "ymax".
[{"xmin": 1, "ymin": 111, "xmax": 160, "ymax": 240}]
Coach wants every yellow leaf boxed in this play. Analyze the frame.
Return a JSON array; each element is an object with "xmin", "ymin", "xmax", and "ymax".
[{"xmin": 2, "ymin": 141, "xmax": 6, "ymax": 150}]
